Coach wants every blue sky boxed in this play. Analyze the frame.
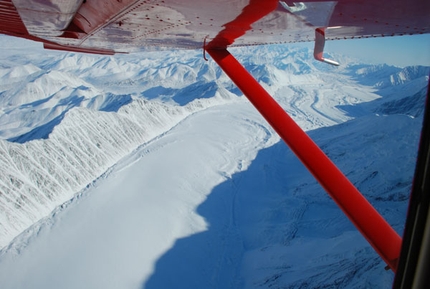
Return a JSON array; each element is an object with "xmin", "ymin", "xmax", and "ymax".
[
  {"xmin": 326, "ymin": 34, "xmax": 430, "ymax": 67},
  {"xmin": 292, "ymin": 34, "xmax": 430, "ymax": 67}
]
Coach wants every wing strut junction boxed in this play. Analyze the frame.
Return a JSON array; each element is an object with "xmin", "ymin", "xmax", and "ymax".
[{"xmin": 205, "ymin": 0, "xmax": 402, "ymax": 272}]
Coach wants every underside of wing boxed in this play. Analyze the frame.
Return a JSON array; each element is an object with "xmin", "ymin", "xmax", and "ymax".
[{"xmin": 1, "ymin": 0, "xmax": 429, "ymax": 53}]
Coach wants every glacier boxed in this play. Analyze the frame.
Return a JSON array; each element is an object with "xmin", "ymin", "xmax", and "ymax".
[{"xmin": 0, "ymin": 36, "xmax": 429, "ymax": 288}]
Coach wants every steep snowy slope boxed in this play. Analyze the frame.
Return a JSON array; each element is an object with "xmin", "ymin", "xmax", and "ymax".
[
  {"xmin": 0, "ymin": 47, "xmax": 240, "ymax": 248},
  {"xmin": 0, "ymin": 40, "xmax": 429, "ymax": 288},
  {"xmin": 0, "ymin": 91, "xmax": 239, "ymax": 248}
]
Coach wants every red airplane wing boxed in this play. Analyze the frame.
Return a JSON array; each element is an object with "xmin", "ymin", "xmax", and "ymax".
[{"xmin": 1, "ymin": 0, "xmax": 429, "ymax": 53}]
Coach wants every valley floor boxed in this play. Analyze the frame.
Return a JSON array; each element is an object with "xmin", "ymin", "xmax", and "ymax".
[{"xmin": 0, "ymin": 101, "xmax": 279, "ymax": 288}]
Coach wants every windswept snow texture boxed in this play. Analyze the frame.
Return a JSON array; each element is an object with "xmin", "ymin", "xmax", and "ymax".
[{"xmin": 0, "ymin": 41, "xmax": 429, "ymax": 288}]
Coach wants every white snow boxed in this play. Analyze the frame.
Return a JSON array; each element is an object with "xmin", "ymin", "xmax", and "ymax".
[
  {"xmin": 0, "ymin": 102, "xmax": 278, "ymax": 289},
  {"xmin": 0, "ymin": 36, "xmax": 428, "ymax": 288}
]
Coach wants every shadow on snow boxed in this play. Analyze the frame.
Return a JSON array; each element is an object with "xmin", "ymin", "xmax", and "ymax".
[
  {"xmin": 140, "ymin": 87, "xmax": 425, "ymax": 287},
  {"xmin": 142, "ymin": 141, "xmax": 303, "ymax": 288}
]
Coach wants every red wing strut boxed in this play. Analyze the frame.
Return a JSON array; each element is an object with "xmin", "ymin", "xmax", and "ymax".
[
  {"xmin": 205, "ymin": 0, "xmax": 402, "ymax": 272},
  {"xmin": 206, "ymin": 47, "xmax": 401, "ymax": 272}
]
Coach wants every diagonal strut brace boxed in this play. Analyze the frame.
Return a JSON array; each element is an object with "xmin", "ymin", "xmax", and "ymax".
[{"xmin": 206, "ymin": 47, "xmax": 402, "ymax": 272}]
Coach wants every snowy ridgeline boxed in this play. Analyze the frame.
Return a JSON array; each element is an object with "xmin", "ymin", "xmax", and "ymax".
[
  {"xmin": 0, "ymin": 43, "xmax": 429, "ymax": 253},
  {"xmin": 0, "ymin": 95, "xmax": 236, "ymax": 248},
  {"xmin": 0, "ymin": 48, "xmax": 239, "ymax": 248}
]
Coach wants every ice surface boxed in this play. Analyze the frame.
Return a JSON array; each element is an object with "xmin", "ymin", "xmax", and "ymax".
[{"xmin": 0, "ymin": 39, "xmax": 428, "ymax": 288}]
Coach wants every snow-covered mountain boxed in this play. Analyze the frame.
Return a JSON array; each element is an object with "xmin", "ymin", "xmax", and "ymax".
[{"xmin": 0, "ymin": 39, "xmax": 428, "ymax": 288}]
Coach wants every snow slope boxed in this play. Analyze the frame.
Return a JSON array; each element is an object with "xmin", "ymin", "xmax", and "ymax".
[
  {"xmin": 0, "ymin": 101, "xmax": 278, "ymax": 289},
  {"xmin": 0, "ymin": 47, "xmax": 239, "ymax": 248},
  {"xmin": 0, "ymin": 39, "xmax": 429, "ymax": 288}
]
